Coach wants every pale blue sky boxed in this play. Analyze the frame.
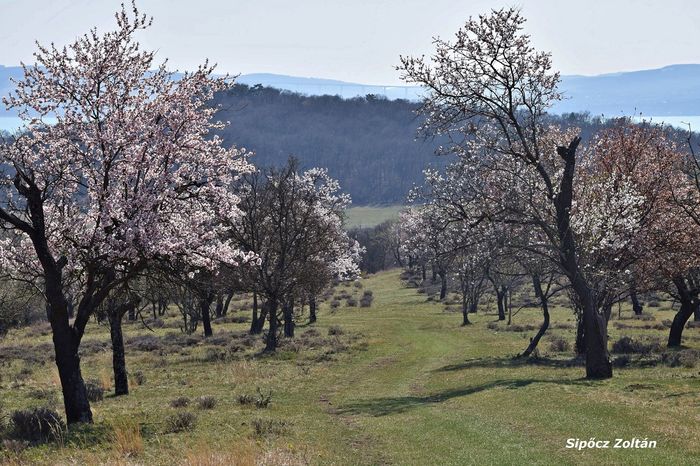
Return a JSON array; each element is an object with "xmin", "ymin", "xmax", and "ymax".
[{"xmin": 1, "ymin": 0, "xmax": 699, "ymax": 84}]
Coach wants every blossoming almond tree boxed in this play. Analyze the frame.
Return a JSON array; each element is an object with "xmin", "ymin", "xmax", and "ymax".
[
  {"xmin": 229, "ymin": 158, "xmax": 361, "ymax": 350},
  {"xmin": 399, "ymin": 7, "xmax": 615, "ymax": 378},
  {"xmin": 0, "ymin": 4, "xmax": 253, "ymax": 423}
]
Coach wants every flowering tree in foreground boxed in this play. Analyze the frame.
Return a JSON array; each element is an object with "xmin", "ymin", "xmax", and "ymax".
[{"xmin": 0, "ymin": 4, "xmax": 253, "ymax": 423}]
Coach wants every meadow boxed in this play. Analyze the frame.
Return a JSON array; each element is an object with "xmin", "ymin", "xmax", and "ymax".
[
  {"xmin": 1, "ymin": 269, "xmax": 698, "ymax": 465},
  {"xmin": 344, "ymin": 206, "xmax": 404, "ymax": 229}
]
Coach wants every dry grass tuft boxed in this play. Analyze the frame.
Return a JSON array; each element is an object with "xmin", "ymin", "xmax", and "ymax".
[{"xmin": 111, "ymin": 418, "xmax": 144, "ymax": 458}]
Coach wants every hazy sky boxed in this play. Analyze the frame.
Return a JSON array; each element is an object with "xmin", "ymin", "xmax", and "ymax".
[{"xmin": 1, "ymin": 0, "xmax": 699, "ymax": 85}]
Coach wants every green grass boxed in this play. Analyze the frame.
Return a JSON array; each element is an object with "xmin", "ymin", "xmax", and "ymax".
[
  {"xmin": 1, "ymin": 269, "xmax": 699, "ymax": 464},
  {"xmin": 345, "ymin": 205, "xmax": 404, "ymax": 228}
]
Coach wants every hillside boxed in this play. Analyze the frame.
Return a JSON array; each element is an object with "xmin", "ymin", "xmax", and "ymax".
[{"xmin": 211, "ymin": 86, "xmax": 446, "ymax": 205}]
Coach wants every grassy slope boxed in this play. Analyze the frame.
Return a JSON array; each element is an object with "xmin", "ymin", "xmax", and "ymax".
[
  {"xmin": 344, "ymin": 206, "xmax": 404, "ymax": 229},
  {"xmin": 1, "ymin": 269, "xmax": 699, "ymax": 465}
]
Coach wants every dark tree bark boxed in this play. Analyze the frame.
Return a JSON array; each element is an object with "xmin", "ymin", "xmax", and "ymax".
[
  {"xmin": 309, "ymin": 295, "xmax": 317, "ymax": 324},
  {"xmin": 461, "ymin": 292, "xmax": 471, "ymax": 326},
  {"xmin": 439, "ymin": 271, "xmax": 447, "ymax": 300},
  {"xmin": 520, "ymin": 275, "xmax": 550, "ymax": 358},
  {"xmin": 214, "ymin": 294, "xmax": 224, "ymax": 318},
  {"xmin": 575, "ymin": 316, "xmax": 586, "ymax": 355},
  {"xmin": 250, "ymin": 294, "xmax": 266, "ymax": 334},
  {"xmin": 668, "ymin": 277, "xmax": 698, "ymax": 347},
  {"xmin": 108, "ymin": 308, "xmax": 129, "ymax": 396},
  {"xmin": 283, "ymin": 301, "xmax": 295, "ymax": 337},
  {"xmin": 51, "ymin": 320, "xmax": 93, "ymax": 423},
  {"xmin": 431, "ymin": 264, "xmax": 437, "ymax": 282},
  {"xmin": 495, "ymin": 285, "xmax": 506, "ymax": 321},
  {"xmin": 127, "ymin": 305, "xmax": 136, "ymax": 321},
  {"xmin": 201, "ymin": 293, "xmax": 214, "ymax": 338},
  {"xmin": 265, "ymin": 298, "xmax": 279, "ymax": 351},
  {"xmin": 222, "ymin": 292, "xmax": 234, "ymax": 317},
  {"xmin": 630, "ymin": 288, "xmax": 643, "ymax": 316},
  {"xmin": 556, "ymin": 137, "xmax": 612, "ymax": 379}
]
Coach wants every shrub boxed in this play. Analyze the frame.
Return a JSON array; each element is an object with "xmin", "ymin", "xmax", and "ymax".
[
  {"xmin": 330, "ymin": 300, "xmax": 341, "ymax": 309},
  {"xmin": 611, "ymin": 336, "xmax": 660, "ymax": 355},
  {"xmin": 255, "ymin": 388, "xmax": 272, "ymax": 409},
  {"xmin": 346, "ymin": 297, "xmax": 358, "ymax": 307},
  {"xmin": 251, "ymin": 418, "xmax": 287, "ymax": 437},
  {"xmin": 237, "ymin": 388, "xmax": 272, "ymax": 408},
  {"xmin": 548, "ymin": 336, "xmax": 570, "ymax": 353},
  {"xmin": 196, "ymin": 396, "xmax": 217, "ymax": 410},
  {"xmin": 164, "ymin": 412, "xmax": 197, "ymax": 433},
  {"xmin": 127, "ymin": 334, "xmax": 162, "ymax": 352},
  {"xmin": 201, "ymin": 348, "xmax": 227, "ymax": 362},
  {"xmin": 647, "ymin": 301, "xmax": 661, "ymax": 308},
  {"xmin": 353, "ymin": 281, "xmax": 363, "ymax": 289},
  {"xmin": 662, "ymin": 349, "xmax": 700, "ymax": 368},
  {"xmin": 85, "ymin": 379, "xmax": 105, "ymax": 402},
  {"xmin": 360, "ymin": 292, "xmax": 373, "ymax": 308},
  {"xmin": 27, "ymin": 388, "xmax": 58, "ymax": 406},
  {"xmin": 10, "ymin": 407, "xmax": 65, "ymax": 444},
  {"xmin": 327, "ymin": 325, "xmax": 344, "ymax": 336},
  {"xmin": 302, "ymin": 328, "xmax": 321, "ymax": 338},
  {"xmin": 131, "ymin": 370, "xmax": 146, "ymax": 386},
  {"xmin": 170, "ymin": 396, "xmax": 190, "ymax": 408},
  {"xmin": 613, "ymin": 355, "xmax": 631, "ymax": 368}
]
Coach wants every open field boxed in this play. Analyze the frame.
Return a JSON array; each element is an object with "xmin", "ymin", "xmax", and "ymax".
[
  {"xmin": 345, "ymin": 206, "xmax": 404, "ymax": 229},
  {"xmin": 1, "ymin": 269, "xmax": 699, "ymax": 465}
]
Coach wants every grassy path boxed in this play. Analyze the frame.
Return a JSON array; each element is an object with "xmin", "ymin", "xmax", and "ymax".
[{"xmin": 304, "ymin": 269, "xmax": 700, "ymax": 465}]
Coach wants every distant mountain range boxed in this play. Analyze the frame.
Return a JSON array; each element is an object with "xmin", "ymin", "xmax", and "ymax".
[{"xmin": 2, "ymin": 64, "xmax": 700, "ymax": 116}]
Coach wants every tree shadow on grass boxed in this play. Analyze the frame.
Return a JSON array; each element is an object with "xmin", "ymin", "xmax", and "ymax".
[
  {"xmin": 336, "ymin": 378, "xmax": 595, "ymax": 417},
  {"xmin": 435, "ymin": 355, "xmax": 584, "ymax": 372},
  {"xmin": 437, "ymin": 354, "xmax": 665, "ymax": 372}
]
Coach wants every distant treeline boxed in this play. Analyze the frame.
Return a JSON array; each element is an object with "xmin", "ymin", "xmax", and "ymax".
[
  {"xmin": 213, "ymin": 84, "xmax": 692, "ymax": 205},
  {"xmin": 212, "ymin": 85, "xmax": 446, "ymax": 205}
]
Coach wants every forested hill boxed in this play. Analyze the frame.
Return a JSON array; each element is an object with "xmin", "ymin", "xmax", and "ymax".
[{"xmin": 211, "ymin": 85, "xmax": 445, "ymax": 205}]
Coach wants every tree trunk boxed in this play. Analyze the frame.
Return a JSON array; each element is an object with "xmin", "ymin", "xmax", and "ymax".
[
  {"xmin": 575, "ymin": 316, "xmax": 586, "ymax": 355},
  {"xmin": 582, "ymin": 308, "xmax": 612, "ymax": 378},
  {"xmin": 309, "ymin": 295, "xmax": 317, "ymax": 324},
  {"xmin": 520, "ymin": 275, "xmax": 550, "ymax": 358},
  {"xmin": 109, "ymin": 311, "xmax": 129, "ymax": 396},
  {"xmin": 201, "ymin": 294, "xmax": 213, "ymax": 338},
  {"xmin": 283, "ymin": 301, "xmax": 295, "ymax": 337},
  {"xmin": 496, "ymin": 286, "xmax": 505, "ymax": 321},
  {"xmin": 439, "ymin": 271, "xmax": 447, "ymax": 300},
  {"xmin": 223, "ymin": 292, "xmax": 234, "ymax": 316},
  {"xmin": 421, "ymin": 264, "xmax": 426, "ymax": 281},
  {"xmin": 127, "ymin": 305, "xmax": 136, "ymax": 321},
  {"xmin": 51, "ymin": 321, "xmax": 93, "ymax": 424},
  {"xmin": 431, "ymin": 264, "xmax": 437, "ymax": 282},
  {"xmin": 556, "ymin": 136, "xmax": 612, "ymax": 379},
  {"xmin": 461, "ymin": 292, "xmax": 470, "ymax": 326},
  {"xmin": 265, "ymin": 298, "xmax": 279, "ymax": 351},
  {"xmin": 668, "ymin": 277, "xmax": 697, "ymax": 347},
  {"xmin": 214, "ymin": 294, "xmax": 224, "ymax": 318},
  {"xmin": 250, "ymin": 294, "xmax": 265, "ymax": 334},
  {"xmin": 630, "ymin": 289, "xmax": 643, "ymax": 316}
]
